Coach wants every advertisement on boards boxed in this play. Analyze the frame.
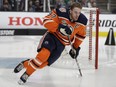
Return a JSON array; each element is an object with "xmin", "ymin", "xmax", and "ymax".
[{"xmin": 0, "ymin": 12, "xmax": 116, "ymax": 36}]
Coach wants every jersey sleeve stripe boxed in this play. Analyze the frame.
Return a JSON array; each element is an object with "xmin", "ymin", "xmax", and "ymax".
[
  {"xmin": 75, "ymin": 34, "xmax": 86, "ymax": 39},
  {"xmin": 75, "ymin": 36, "xmax": 84, "ymax": 41},
  {"xmin": 43, "ymin": 20, "xmax": 54, "ymax": 26}
]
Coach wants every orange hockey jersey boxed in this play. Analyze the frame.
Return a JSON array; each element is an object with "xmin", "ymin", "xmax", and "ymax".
[{"xmin": 43, "ymin": 8, "xmax": 88, "ymax": 49}]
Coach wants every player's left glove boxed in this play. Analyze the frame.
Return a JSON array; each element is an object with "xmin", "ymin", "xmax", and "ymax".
[{"xmin": 69, "ymin": 47, "xmax": 80, "ymax": 59}]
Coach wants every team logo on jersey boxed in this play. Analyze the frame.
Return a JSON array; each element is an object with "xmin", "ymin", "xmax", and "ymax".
[{"xmin": 59, "ymin": 24, "xmax": 74, "ymax": 36}]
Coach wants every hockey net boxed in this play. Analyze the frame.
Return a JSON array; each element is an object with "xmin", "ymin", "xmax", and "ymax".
[{"xmin": 51, "ymin": 7, "xmax": 99, "ymax": 70}]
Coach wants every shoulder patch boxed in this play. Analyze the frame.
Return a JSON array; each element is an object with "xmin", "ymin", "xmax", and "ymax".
[{"xmin": 47, "ymin": 11, "xmax": 57, "ymax": 18}]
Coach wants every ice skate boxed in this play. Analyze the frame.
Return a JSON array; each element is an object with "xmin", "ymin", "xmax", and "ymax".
[
  {"xmin": 18, "ymin": 72, "xmax": 29, "ymax": 85},
  {"xmin": 14, "ymin": 59, "xmax": 29, "ymax": 73}
]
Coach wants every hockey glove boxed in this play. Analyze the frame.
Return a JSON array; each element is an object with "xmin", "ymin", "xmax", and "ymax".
[
  {"xmin": 58, "ymin": 24, "xmax": 72, "ymax": 35},
  {"xmin": 69, "ymin": 47, "xmax": 81, "ymax": 59}
]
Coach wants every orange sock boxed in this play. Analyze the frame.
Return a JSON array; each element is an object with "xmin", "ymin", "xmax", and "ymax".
[
  {"xmin": 26, "ymin": 64, "xmax": 36, "ymax": 76},
  {"xmin": 39, "ymin": 61, "xmax": 48, "ymax": 69},
  {"xmin": 24, "ymin": 48, "xmax": 50, "ymax": 76},
  {"xmin": 23, "ymin": 60, "xmax": 29, "ymax": 68}
]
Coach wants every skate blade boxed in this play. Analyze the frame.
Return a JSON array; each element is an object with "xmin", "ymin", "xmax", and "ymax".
[{"xmin": 18, "ymin": 79, "xmax": 25, "ymax": 85}]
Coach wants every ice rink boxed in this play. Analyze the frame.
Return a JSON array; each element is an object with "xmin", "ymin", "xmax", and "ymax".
[{"xmin": 0, "ymin": 36, "xmax": 116, "ymax": 87}]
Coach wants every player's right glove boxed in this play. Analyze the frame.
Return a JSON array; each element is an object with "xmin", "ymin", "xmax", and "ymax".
[
  {"xmin": 58, "ymin": 24, "xmax": 72, "ymax": 36},
  {"xmin": 69, "ymin": 47, "xmax": 81, "ymax": 59}
]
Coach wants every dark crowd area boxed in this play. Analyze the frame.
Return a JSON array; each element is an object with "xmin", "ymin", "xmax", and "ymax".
[{"xmin": 0, "ymin": 0, "xmax": 116, "ymax": 13}]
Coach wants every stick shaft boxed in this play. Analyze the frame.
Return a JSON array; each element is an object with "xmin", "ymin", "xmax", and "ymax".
[{"xmin": 68, "ymin": 35, "xmax": 82, "ymax": 76}]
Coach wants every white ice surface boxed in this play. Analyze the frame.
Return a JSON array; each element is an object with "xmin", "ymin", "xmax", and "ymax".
[{"xmin": 0, "ymin": 36, "xmax": 116, "ymax": 87}]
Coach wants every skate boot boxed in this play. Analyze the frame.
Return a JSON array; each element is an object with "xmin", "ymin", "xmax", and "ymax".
[
  {"xmin": 14, "ymin": 59, "xmax": 29, "ymax": 73},
  {"xmin": 18, "ymin": 72, "xmax": 29, "ymax": 85}
]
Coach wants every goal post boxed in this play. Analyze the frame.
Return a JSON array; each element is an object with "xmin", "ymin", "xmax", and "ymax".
[
  {"xmin": 81, "ymin": 7, "xmax": 99, "ymax": 69},
  {"xmin": 95, "ymin": 8, "xmax": 99, "ymax": 69}
]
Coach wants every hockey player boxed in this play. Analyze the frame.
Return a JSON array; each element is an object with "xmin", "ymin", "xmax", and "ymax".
[{"xmin": 14, "ymin": 2, "xmax": 88, "ymax": 84}]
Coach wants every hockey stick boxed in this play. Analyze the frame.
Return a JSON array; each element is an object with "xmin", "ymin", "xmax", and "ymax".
[{"xmin": 67, "ymin": 35, "xmax": 82, "ymax": 76}]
